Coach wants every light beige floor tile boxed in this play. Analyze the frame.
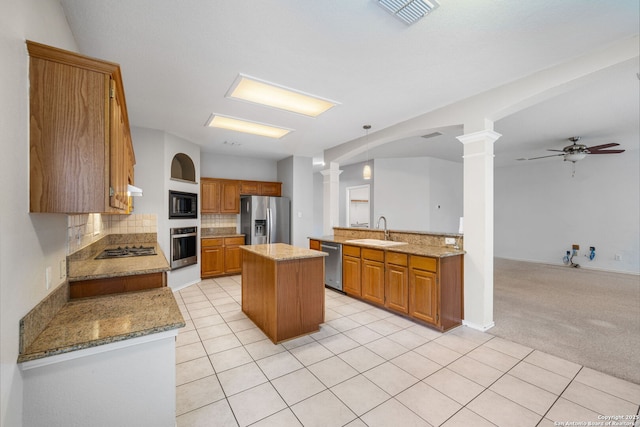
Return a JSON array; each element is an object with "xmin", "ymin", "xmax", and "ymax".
[
  {"xmin": 317, "ymin": 333, "xmax": 360, "ymax": 354},
  {"xmin": 447, "ymin": 355, "xmax": 503, "ymax": 387},
  {"xmin": 343, "ymin": 326, "xmax": 384, "ymax": 344},
  {"xmin": 466, "ymin": 345, "xmax": 520, "ymax": 372},
  {"xmin": 331, "ymin": 374, "xmax": 391, "ymax": 416},
  {"xmin": 524, "ymin": 350, "xmax": 582, "ymax": 379},
  {"xmin": 176, "ymin": 330, "xmax": 201, "ymax": 347},
  {"xmin": 396, "ymin": 382, "xmax": 462, "ymax": 426},
  {"xmin": 385, "ymin": 315, "xmax": 418, "ymax": 329},
  {"xmin": 209, "ymin": 347, "xmax": 253, "ymax": 373},
  {"xmin": 366, "ymin": 319, "xmax": 405, "ymax": 336},
  {"xmin": 227, "ymin": 382, "xmax": 287, "ymax": 427},
  {"xmin": 365, "ymin": 306, "xmax": 396, "ymax": 319},
  {"xmin": 257, "ymin": 351, "xmax": 304, "ymax": 380},
  {"xmin": 405, "ymin": 324, "xmax": 443, "ymax": 340},
  {"xmin": 361, "ymin": 398, "xmax": 431, "ymax": 427},
  {"xmin": 244, "ymin": 338, "xmax": 286, "ymax": 360},
  {"xmin": 349, "ymin": 311, "xmax": 386, "ymax": 325},
  {"xmin": 310, "ymin": 324, "xmax": 340, "ymax": 340},
  {"xmin": 467, "ymin": 390, "xmax": 541, "ymax": 427},
  {"xmin": 176, "ymin": 399, "xmax": 238, "ymax": 427},
  {"xmin": 333, "ymin": 303, "xmax": 366, "ymax": 316},
  {"xmin": 192, "ymin": 314, "xmax": 224, "ymax": 329},
  {"xmin": 386, "ymin": 329, "xmax": 430, "ymax": 349},
  {"xmin": 424, "ymin": 368, "xmax": 485, "ymax": 405},
  {"xmin": 217, "ymin": 362, "xmax": 268, "ymax": 396},
  {"xmin": 202, "ymin": 334, "xmax": 242, "ymax": 355},
  {"xmin": 483, "ymin": 336, "xmax": 532, "ymax": 360},
  {"xmin": 449, "ymin": 326, "xmax": 492, "ymax": 343},
  {"xmin": 489, "ymin": 374, "xmax": 557, "ymax": 415},
  {"xmin": 324, "ymin": 308, "xmax": 342, "ymax": 322},
  {"xmin": 188, "ymin": 307, "xmax": 219, "ymax": 319},
  {"xmin": 220, "ymin": 310, "xmax": 248, "ymax": 322},
  {"xmin": 365, "ymin": 337, "xmax": 409, "ymax": 360},
  {"xmin": 289, "ymin": 341, "xmax": 334, "ymax": 366},
  {"xmin": 434, "ymin": 333, "xmax": 481, "ymax": 354},
  {"xmin": 326, "ymin": 316, "xmax": 361, "ymax": 332},
  {"xmin": 185, "ymin": 300, "xmax": 214, "ymax": 311},
  {"xmin": 197, "ymin": 323, "xmax": 233, "ymax": 340},
  {"xmin": 181, "ymin": 294, "xmax": 208, "ymax": 304},
  {"xmin": 181, "ymin": 319, "xmax": 195, "ymax": 332},
  {"xmin": 235, "ymin": 327, "xmax": 268, "ymax": 345},
  {"xmin": 363, "ymin": 361, "xmax": 419, "ymax": 395},
  {"xmin": 281, "ymin": 334, "xmax": 315, "ymax": 350},
  {"xmin": 391, "ymin": 350, "xmax": 442, "ymax": 379},
  {"xmin": 271, "ymin": 367, "xmax": 327, "ymax": 406},
  {"xmin": 176, "ymin": 341, "xmax": 207, "ymax": 364},
  {"xmin": 441, "ymin": 407, "xmax": 496, "ymax": 427},
  {"xmin": 176, "ymin": 374, "xmax": 225, "ymax": 416},
  {"xmin": 545, "ymin": 397, "xmax": 601, "ymax": 424},
  {"xmin": 226, "ymin": 318, "xmax": 256, "ymax": 333},
  {"xmin": 215, "ymin": 302, "xmax": 242, "ymax": 313},
  {"xmin": 250, "ymin": 408, "xmax": 302, "ymax": 427},
  {"xmin": 344, "ymin": 419, "xmax": 368, "ymax": 427},
  {"xmin": 308, "ymin": 356, "xmax": 359, "ymax": 388},
  {"xmin": 291, "ymin": 390, "xmax": 356, "ymax": 427},
  {"xmin": 536, "ymin": 418, "xmax": 557, "ymax": 427},
  {"xmin": 413, "ymin": 341, "xmax": 463, "ymax": 366},
  {"xmin": 573, "ymin": 367, "xmax": 640, "ymax": 405},
  {"xmin": 339, "ymin": 346, "xmax": 386, "ymax": 373},
  {"xmin": 210, "ymin": 296, "xmax": 236, "ymax": 306},
  {"xmin": 176, "ymin": 356, "xmax": 215, "ymax": 386},
  {"xmin": 508, "ymin": 361, "xmax": 572, "ymax": 395},
  {"xmin": 561, "ymin": 381, "xmax": 639, "ymax": 417}
]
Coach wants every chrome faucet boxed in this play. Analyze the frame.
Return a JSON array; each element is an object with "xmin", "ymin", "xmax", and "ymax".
[{"xmin": 376, "ymin": 216, "xmax": 389, "ymax": 240}]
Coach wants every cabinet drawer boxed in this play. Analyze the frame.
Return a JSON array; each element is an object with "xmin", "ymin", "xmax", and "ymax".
[
  {"xmin": 224, "ymin": 236, "xmax": 245, "ymax": 246},
  {"xmin": 362, "ymin": 248, "xmax": 384, "ymax": 262},
  {"xmin": 202, "ymin": 238, "xmax": 223, "ymax": 247},
  {"xmin": 309, "ymin": 239, "xmax": 321, "ymax": 250},
  {"xmin": 343, "ymin": 245, "xmax": 361, "ymax": 257},
  {"xmin": 410, "ymin": 255, "xmax": 437, "ymax": 272},
  {"xmin": 386, "ymin": 252, "xmax": 408, "ymax": 266}
]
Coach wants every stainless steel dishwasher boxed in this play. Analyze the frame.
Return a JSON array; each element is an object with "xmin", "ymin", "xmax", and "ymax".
[{"xmin": 321, "ymin": 242, "xmax": 342, "ymax": 292}]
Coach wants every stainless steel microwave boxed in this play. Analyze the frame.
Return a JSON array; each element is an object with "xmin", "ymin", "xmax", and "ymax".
[{"xmin": 169, "ymin": 190, "xmax": 198, "ymax": 219}]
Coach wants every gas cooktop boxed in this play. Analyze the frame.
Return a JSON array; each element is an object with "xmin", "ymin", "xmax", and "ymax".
[{"xmin": 95, "ymin": 245, "xmax": 157, "ymax": 260}]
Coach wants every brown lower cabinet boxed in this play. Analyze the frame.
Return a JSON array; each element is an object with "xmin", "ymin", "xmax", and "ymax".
[
  {"xmin": 70, "ymin": 272, "xmax": 166, "ymax": 299},
  {"xmin": 341, "ymin": 244, "xmax": 463, "ymax": 331},
  {"xmin": 201, "ymin": 236, "xmax": 245, "ymax": 278}
]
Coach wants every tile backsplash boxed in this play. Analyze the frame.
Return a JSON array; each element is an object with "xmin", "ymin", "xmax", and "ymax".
[
  {"xmin": 201, "ymin": 214, "xmax": 237, "ymax": 229},
  {"xmin": 67, "ymin": 213, "xmax": 157, "ymax": 255}
]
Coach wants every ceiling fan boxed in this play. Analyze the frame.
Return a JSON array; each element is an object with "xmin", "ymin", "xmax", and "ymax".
[{"xmin": 518, "ymin": 136, "xmax": 625, "ymax": 163}]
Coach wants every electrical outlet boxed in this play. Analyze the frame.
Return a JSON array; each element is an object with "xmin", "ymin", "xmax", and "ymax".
[
  {"xmin": 445, "ymin": 237, "xmax": 455, "ymax": 245},
  {"xmin": 572, "ymin": 244, "xmax": 580, "ymax": 250}
]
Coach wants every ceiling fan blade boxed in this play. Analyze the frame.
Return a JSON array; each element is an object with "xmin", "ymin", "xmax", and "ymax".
[
  {"xmin": 586, "ymin": 143, "xmax": 619, "ymax": 151},
  {"xmin": 546, "ymin": 149, "xmax": 565, "ymax": 152},
  {"xmin": 518, "ymin": 153, "xmax": 565, "ymax": 161},
  {"xmin": 588, "ymin": 149, "xmax": 625, "ymax": 154}
]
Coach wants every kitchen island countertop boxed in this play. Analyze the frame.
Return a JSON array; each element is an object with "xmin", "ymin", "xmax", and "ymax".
[{"xmin": 240, "ymin": 243, "xmax": 327, "ymax": 261}]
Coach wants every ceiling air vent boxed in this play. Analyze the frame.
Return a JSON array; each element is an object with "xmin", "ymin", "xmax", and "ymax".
[
  {"xmin": 421, "ymin": 131, "xmax": 443, "ymax": 139},
  {"xmin": 377, "ymin": 0, "xmax": 440, "ymax": 26}
]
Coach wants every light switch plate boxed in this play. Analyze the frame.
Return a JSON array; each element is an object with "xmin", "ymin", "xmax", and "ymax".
[{"xmin": 445, "ymin": 237, "xmax": 455, "ymax": 245}]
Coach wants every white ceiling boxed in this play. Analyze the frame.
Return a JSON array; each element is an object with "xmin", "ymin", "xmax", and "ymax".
[{"xmin": 58, "ymin": 0, "xmax": 639, "ymax": 168}]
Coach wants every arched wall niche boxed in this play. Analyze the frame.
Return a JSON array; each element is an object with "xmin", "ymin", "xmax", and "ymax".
[{"xmin": 171, "ymin": 153, "xmax": 196, "ymax": 182}]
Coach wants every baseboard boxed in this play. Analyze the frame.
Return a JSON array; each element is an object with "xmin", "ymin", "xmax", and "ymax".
[
  {"xmin": 495, "ymin": 256, "xmax": 639, "ymax": 276},
  {"xmin": 462, "ymin": 320, "xmax": 495, "ymax": 332}
]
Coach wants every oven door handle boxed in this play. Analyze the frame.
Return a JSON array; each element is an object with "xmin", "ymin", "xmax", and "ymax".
[{"xmin": 172, "ymin": 233, "xmax": 197, "ymax": 239}]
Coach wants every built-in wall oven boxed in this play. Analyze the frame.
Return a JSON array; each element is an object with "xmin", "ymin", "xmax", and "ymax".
[{"xmin": 170, "ymin": 226, "xmax": 197, "ymax": 269}]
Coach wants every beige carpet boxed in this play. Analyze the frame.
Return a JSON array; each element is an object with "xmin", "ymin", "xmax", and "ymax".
[{"xmin": 490, "ymin": 258, "xmax": 640, "ymax": 384}]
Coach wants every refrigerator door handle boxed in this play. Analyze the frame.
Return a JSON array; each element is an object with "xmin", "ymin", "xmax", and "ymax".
[{"xmin": 266, "ymin": 208, "xmax": 272, "ymax": 243}]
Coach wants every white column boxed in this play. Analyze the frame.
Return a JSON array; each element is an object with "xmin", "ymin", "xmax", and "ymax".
[
  {"xmin": 320, "ymin": 162, "xmax": 342, "ymax": 236},
  {"xmin": 457, "ymin": 129, "xmax": 501, "ymax": 331}
]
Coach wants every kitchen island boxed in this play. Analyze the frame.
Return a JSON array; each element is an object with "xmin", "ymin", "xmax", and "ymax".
[{"xmin": 241, "ymin": 243, "xmax": 326, "ymax": 343}]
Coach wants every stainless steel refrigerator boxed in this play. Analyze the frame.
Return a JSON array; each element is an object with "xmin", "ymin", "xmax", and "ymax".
[{"xmin": 240, "ymin": 196, "xmax": 290, "ymax": 245}]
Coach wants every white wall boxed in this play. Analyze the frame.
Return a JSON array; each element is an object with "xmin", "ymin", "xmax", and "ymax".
[
  {"xmin": 0, "ymin": 2, "xmax": 77, "ymax": 426},
  {"xmin": 373, "ymin": 157, "xmax": 463, "ymax": 233},
  {"xmin": 277, "ymin": 156, "xmax": 314, "ymax": 247},
  {"xmin": 338, "ymin": 162, "xmax": 375, "ymax": 228},
  {"xmin": 200, "ymin": 152, "xmax": 277, "ymax": 180},
  {"xmin": 495, "ymin": 152, "xmax": 640, "ymax": 274}
]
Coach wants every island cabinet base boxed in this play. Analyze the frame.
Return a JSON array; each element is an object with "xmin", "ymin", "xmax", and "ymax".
[{"xmin": 241, "ymin": 250, "xmax": 324, "ymax": 344}]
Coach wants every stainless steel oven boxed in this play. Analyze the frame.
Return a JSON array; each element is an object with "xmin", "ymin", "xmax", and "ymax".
[{"xmin": 170, "ymin": 227, "xmax": 197, "ymax": 269}]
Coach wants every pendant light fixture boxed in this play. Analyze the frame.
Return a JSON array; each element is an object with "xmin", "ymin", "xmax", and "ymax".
[{"xmin": 362, "ymin": 124, "xmax": 372, "ymax": 180}]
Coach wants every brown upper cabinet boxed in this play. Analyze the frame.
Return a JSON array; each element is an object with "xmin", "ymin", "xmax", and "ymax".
[
  {"xmin": 240, "ymin": 180, "xmax": 282, "ymax": 197},
  {"xmin": 201, "ymin": 178, "xmax": 240, "ymax": 214},
  {"xmin": 27, "ymin": 41, "xmax": 134, "ymax": 214}
]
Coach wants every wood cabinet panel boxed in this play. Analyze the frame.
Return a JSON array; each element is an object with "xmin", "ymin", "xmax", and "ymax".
[
  {"xmin": 201, "ymin": 246, "xmax": 224, "ymax": 277},
  {"xmin": 309, "ymin": 239, "xmax": 321, "ymax": 250},
  {"xmin": 28, "ymin": 41, "xmax": 132, "ymax": 214},
  {"xmin": 70, "ymin": 272, "xmax": 165, "ymax": 299},
  {"xmin": 342, "ymin": 255, "xmax": 361, "ymax": 296},
  {"xmin": 201, "ymin": 236, "xmax": 245, "ymax": 278},
  {"xmin": 240, "ymin": 181, "xmax": 260, "ymax": 195},
  {"xmin": 201, "ymin": 178, "xmax": 239, "ymax": 214},
  {"xmin": 201, "ymin": 179, "xmax": 220, "ymax": 214},
  {"xmin": 220, "ymin": 180, "xmax": 240, "ymax": 213},
  {"xmin": 385, "ymin": 264, "xmax": 409, "ymax": 314},
  {"xmin": 343, "ymin": 245, "xmax": 361, "ymax": 257},
  {"xmin": 260, "ymin": 182, "xmax": 281, "ymax": 196},
  {"xmin": 362, "ymin": 259, "xmax": 385, "ymax": 305},
  {"xmin": 409, "ymin": 267, "xmax": 438, "ymax": 325}
]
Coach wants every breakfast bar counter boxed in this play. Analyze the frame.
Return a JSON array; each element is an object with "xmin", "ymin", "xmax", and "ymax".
[{"xmin": 240, "ymin": 243, "xmax": 326, "ymax": 343}]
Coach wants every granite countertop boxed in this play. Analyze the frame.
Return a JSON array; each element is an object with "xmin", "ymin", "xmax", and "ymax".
[
  {"xmin": 18, "ymin": 287, "xmax": 185, "ymax": 363},
  {"xmin": 68, "ymin": 242, "xmax": 170, "ymax": 282},
  {"xmin": 241, "ymin": 243, "xmax": 327, "ymax": 261},
  {"xmin": 310, "ymin": 235, "xmax": 465, "ymax": 258},
  {"xmin": 201, "ymin": 227, "xmax": 244, "ymax": 238}
]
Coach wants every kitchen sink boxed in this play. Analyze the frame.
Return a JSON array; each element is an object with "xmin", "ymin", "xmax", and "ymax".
[{"xmin": 344, "ymin": 239, "xmax": 408, "ymax": 247}]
